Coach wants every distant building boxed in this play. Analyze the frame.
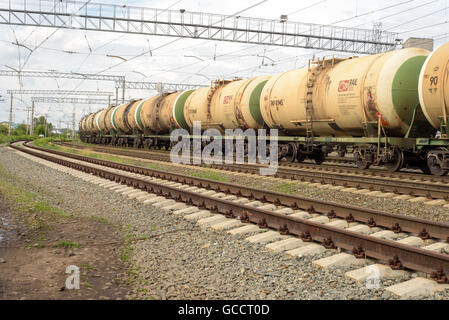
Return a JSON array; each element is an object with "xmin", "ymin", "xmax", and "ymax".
[
  {"xmin": 403, "ymin": 38, "xmax": 434, "ymax": 51},
  {"xmin": 0, "ymin": 121, "xmax": 18, "ymax": 129}
]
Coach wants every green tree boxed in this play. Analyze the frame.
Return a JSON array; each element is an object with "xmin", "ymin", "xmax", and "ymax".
[
  {"xmin": 33, "ymin": 116, "xmax": 53, "ymax": 136},
  {"xmin": 0, "ymin": 125, "xmax": 7, "ymax": 135},
  {"xmin": 12, "ymin": 125, "xmax": 26, "ymax": 136}
]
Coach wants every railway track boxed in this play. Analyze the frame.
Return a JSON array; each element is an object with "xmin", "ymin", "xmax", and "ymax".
[
  {"xmin": 10, "ymin": 141, "xmax": 449, "ymax": 294},
  {"xmin": 55, "ymin": 141, "xmax": 449, "ymax": 201}
]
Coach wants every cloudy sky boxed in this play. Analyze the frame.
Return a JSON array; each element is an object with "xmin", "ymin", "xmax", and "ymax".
[{"xmin": 0, "ymin": 0, "xmax": 448, "ymax": 129}]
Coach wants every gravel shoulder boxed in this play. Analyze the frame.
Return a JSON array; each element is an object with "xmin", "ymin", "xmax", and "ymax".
[
  {"xmin": 3, "ymin": 145, "xmax": 449, "ymax": 300},
  {"xmin": 0, "ymin": 147, "xmax": 131, "ymax": 300}
]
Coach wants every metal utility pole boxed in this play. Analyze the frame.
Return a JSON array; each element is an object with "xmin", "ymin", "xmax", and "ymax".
[
  {"xmin": 122, "ymin": 80, "xmax": 126, "ymax": 104},
  {"xmin": 30, "ymin": 101, "xmax": 35, "ymax": 136},
  {"xmin": 25, "ymin": 107, "xmax": 31, "ymax": 135},
  {"xmin": 57, "ymin": 119, "xmax": 62, "ymax": 137},
  {"xmin": 8, "ymin": 93, "xmax": 13, "ymax": 136},
  {"xmin": 44, "ymin": 114, "xmax": 48, "ymax": 137},
  {"xmin": 72, "ymin": 106, "xmax": 76, "ymax": 139}
]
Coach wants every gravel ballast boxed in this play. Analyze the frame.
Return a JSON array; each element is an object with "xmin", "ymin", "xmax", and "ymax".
[{"xmin": 2, "ymin": 145, "xmax": 449, "ymax": 300}]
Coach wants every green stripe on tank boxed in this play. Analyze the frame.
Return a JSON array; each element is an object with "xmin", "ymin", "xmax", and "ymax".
[
  {"xmin": 96, "ymin": 112, "xmax": 101, "ymax": 130},
  {"xmin": 174, "ymin": 90, "xmax": 194, "ymax": 129},
  {"xmin": 392, "ymin": 56, "xmax": 428, "ymax": 125},
  {"xmin": 135, "ymin": 100, "xmax": 145, "ymax": 131},
  {"xmin": 111, "ymin": 106, "xmax": 119, "ymax": 130},
  {"xmin": 249, "ymin": 80, "xmax": 268, "ymax": 126}
]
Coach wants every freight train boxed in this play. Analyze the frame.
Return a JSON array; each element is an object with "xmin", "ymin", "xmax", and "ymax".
[{"xmin": 79, "ymin": 42, "xmax": 449, "ymax": 176}]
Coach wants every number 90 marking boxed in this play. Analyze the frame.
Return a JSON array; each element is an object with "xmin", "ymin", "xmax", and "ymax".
[{"xmin": 430, "ymin": 76, "xmax": 439, "ymax": 86}]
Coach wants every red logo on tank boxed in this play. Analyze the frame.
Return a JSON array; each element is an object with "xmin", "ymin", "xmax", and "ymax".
[
  {"xmin": 223, "ymin": 95, "xmax": 233, "ymax": 104},
  {"xmin": 338, "ymin": 80, "xmax": 349, "ymax": 92}
]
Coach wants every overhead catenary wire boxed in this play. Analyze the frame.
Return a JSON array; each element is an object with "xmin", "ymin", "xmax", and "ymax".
[
  {"xmin": 64, "ymin": 0, "xmax": 187, "ymax": 95},
  {"xmin": 330, "ymin": 0, "xmax": 417, "ymax": 26},
  {"xmin": 90, "ymin": 0, "xmax": 270, "ymax": 77},
  {"xmin": 385, "ymin": 5, "xmax": 449, "ymax": 30},
  {"xmin": 286, "ymin": 0, "xmax": 329, "ymax": 16},
  {"xmin": 400, "ymin": 20, "xmax": 449, "ymax": 34},
  {"xmin": 351, "ymin": 0, "xmax": 440, "ymax": 28},
  {"xmin": 20, "ymin": 0, "xmax": 94, "ymax": 71}
]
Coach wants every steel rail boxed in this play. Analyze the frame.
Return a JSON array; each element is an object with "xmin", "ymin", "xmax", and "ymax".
[
  {"xmin": 10, "ymin": 141, "xmax": 449, "ymax": 279},
  {"xmin": 57, "ymin": 142, "xmax": 447, "ymax": 183},
  {"xmin": 212, "ymin": 163, "xmax": 449, "ymax": 200},
  {"xmin": 26, "ymin": 142, "xmax": 449, "ymax": 241},
  {"xmin": 55, "ymin": 142, "xmax": 449, "ymax": 200}
]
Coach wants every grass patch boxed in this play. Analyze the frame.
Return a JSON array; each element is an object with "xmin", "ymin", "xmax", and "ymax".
[
  {"xmin": 146, "ymin": 163, "xmax": 161, "ymax": 170},
  {"xmin": 273, "ymin": 183, "xmax": 297, "ymax": 194},
  {"xmin": 54, "ymin": 240, "xmax": 81, "ymax": 249},
  {"xmin": 81, "ymin": 263, "xmax": 98, "ymax": 271},
  {"xmin": 0, "ymin": 134, "xmax": 37, "ymax": 145},
  {"xmin": 37, "ymin": 141, "xmax": 170, "ymax": 177},
  {"xmin": 0, "ymin": 163, "xmax": 73, "ymax": 233},
  {"xmin": 189, "ymin": 169, "xmax": 229, "ymax": 182},
  {"xmin": 90, "ymin": 215, "xmax": 109, "ymax": 224}
]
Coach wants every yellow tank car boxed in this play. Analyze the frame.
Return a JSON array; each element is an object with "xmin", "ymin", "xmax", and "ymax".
[
  {"xmin": 419, "ymin": 41, "xmax": 449, "ymax": 133},
  {"xmin": 260, "ymin": 48, "xmax": 430, "ymax": 137}
]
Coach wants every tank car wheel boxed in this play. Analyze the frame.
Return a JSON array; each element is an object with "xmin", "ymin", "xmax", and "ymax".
[
  {"xmin": 152, "ymin": 138, "xmax": 159, "ymax": 150},
  {"xmin": 296, "ymin": 150, "xmax": 305, "ymax": 163},
  {"xmin": 336, "ymin": 146, "xmax": 347, "ymax": 158},
  {"xmin": 313, "ymin": 150, "xmax": 325, "ymax": 165},
  {"xmin": 384, "ymin": 148, "xmax": 404, "ymax": 172},
  {"xmin": 284, "ymin": 143, "xmax": 297, "ymax": 162},
  {"xmin": 427, "ymin": 154, "xmax": 448, "ymax": 176},
  {"xmin": 164, "ymin": 141, "xmax": 172, "ymax": 151},
  {"xmin": 420, "ymin": 166, "xmax": 432, "ymax": 175},
  {"xmin": 354, "ymin": 150, "xmax": 370, "ymax": 169},
  {"xmin": 145, "ymin": 138, "xmax": 153, "ymax": 149}
]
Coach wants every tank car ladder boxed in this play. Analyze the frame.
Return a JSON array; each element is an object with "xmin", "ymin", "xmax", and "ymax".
[{"xmin": 305, "ymin": 63, "xmax": 319, "ymax": 153}]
